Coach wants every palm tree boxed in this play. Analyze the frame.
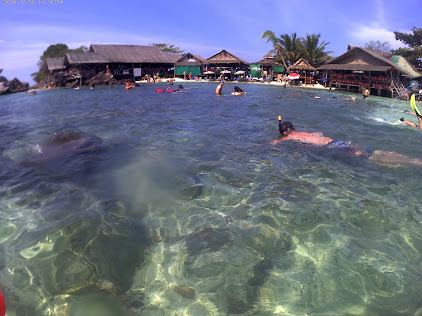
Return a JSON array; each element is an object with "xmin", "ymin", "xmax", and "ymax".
[
  {"xmin": 261, "ymin": 30, "xmax": 289, "ymax": 71},
  {"xmin": 279, "ymin": 33, "xmax": 301, "ymax": 66},
  {"xmin": 298, "ymin": 33, "xmax": 333, "ymax": 67}
]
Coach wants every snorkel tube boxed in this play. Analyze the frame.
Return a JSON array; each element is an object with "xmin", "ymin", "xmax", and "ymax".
[{"xmin": 278, "ymin": 115, "xmax": 282, "ymax": 133}]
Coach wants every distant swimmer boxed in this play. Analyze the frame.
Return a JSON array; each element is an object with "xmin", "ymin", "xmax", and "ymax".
[
  {"xmin": 216, "ymin": 81, "xmax": 224, "ymax": 95},
  {"xmin": 178, "ymin": 84, "xmax": 184, "ymax": 89},
  {"xmin": 272, "ymin": 117, "xmax": 422, "ymax": 167},
  {"xmin": 363, "ymin": 88, "xmax": 370, "ymax": 99},
  {"xmin": 30, "ymin": 90, "xmax": 37, "ymax": 95},
  {"xmin": 231, "ymin": 86, "xmax": 244, "ymax": 96},
  {"xmin": 74, "ymin": 87, "xmax": 80, "ymax": 91},
  {"xmin": 167, "ymin": 87, "xmax": 180, "ymax": 92},
  {"xmin": 345, "ymin": 97, "xmax": 356, "ymax": 101}
]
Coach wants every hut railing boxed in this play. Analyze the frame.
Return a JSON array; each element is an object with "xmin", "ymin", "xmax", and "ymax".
[{"xmin": 390, "ymin": 78, "xmax": 409, "ymax": 100}]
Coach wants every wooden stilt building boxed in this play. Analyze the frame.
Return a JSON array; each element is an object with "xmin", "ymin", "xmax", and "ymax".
[{"xmin": 317, "ymin": 46, "xmax": 422, "ymax": 99}]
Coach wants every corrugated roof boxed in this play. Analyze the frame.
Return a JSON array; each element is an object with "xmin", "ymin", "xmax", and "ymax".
[
  {"xmin": 46, "ymin": 57, "xmax": 66, "ymax": 71},
  {"xmin": 205, "ymin": 50, "xmax": 249, "ymax": 65},
  {"xmin": 390, "ymin": 55, "xmax": 422, "ymax": 78}
]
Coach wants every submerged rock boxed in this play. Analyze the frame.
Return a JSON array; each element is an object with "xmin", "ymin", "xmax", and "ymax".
[
  {"xmin": 186, "ymin": 227, "xmax": 234, "ymax": 255},
  {"xmin": 171, "ymin": 173, "xmax": 203, "ymax": 200},
  {"xmin": 21, "ymin": 129, "xmax": 104, "ymax": 177},
  {"xmin": 174, "ymin": 285, "xmax": 195, "ymax": 299},
  {"xmin": 214, "ymin": 168, "xmax": 251, "ymax": 188}
]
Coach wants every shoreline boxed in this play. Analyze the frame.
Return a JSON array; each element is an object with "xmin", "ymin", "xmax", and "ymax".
[{"xmin": 134, "ymin": 78, "xmax": 334, "ymax": 91}]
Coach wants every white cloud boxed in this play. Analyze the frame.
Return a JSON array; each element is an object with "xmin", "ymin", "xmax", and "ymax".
[{"xmin": 347, "ymin": 24, "xmax": 403, "ymax": 49}]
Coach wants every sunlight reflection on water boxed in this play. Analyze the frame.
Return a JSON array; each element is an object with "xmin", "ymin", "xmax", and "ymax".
[{"xmin": 0, "ymin": 84, "xmax": 421, "ymax": 315}]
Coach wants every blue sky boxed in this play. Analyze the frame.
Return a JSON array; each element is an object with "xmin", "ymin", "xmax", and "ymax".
[{"xmin": 1, "ymin": 0, "xmax": 420, "ymax": 84}]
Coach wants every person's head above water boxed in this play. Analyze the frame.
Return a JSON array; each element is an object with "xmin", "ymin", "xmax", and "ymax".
[{"xmin": 279, "ymin": 121, "xmax": 296, "ymax": 135}]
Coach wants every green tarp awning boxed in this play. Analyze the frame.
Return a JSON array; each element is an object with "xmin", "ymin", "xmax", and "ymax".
[
  {"xmin": 272, "ymin": 66, "xmax": 284, "ymax": 73},
  {"xmin": 175, "ymin": 66, "xmax": 202, "ymax": 76}
]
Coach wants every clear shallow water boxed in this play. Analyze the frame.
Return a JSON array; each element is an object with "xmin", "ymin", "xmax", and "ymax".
[{"xmin": 1, "ymin": 83, "xmax": 422, "ymax": 315}]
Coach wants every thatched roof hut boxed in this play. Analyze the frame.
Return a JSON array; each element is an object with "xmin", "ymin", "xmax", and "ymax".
[
  {"xmin": 66, "ymin": 52, "xmax": 108, "ymax": 65},
  {"xmin": 251, "ymin": 54, "xmax": 285, "ymax": 78},
  {"xmin": 46, "ymin": 57, "xmax": 66, "ymax": 71},
  {"xmin": 317, "ymin": 46, "xmax": 422, "ymax": 99},
  {"xmin": 174, "ymin": 53, "xmax": 206, "ymax": 77},
  {"xmin": 174, "ymin": 53, "xmax": 206, "ymax": 66},
  {"xmin": 317, "ymin": 46, "xmax": 418, "ymax": 77},
  {"xmin": 205, "ymin": 50, "xmax": 249, "ymax": 67},
  {"xmin": 65, "ymin": 44, "xmax": 181, "ymax": 65},
  {"xmin": 288, "ymin": 58, "xmax": 315, "ymax": 72},
  {"xmin": 252, "ymin": 54, "xmax": 282, "ymax": 66}
]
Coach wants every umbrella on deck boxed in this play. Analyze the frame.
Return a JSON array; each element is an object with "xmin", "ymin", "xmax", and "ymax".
[
  {"xmin": 203, "ymin": 70, "xmax": 214, "ymax": 75},
  {"xmin": 234, "ymin": 70, "xmax": 245, "ymax": 75},
  {"xmin": 288, "ymin": 73, "xmax": 300, "ymax": 80}
]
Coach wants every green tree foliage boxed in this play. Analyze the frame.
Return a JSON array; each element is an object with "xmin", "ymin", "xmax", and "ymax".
[
  {"xmin": 299, "ymin": 33, "xmax": 333, "ymax": 67},
  {"xmin": 151, "ymin": 43, "xmax": 185, "ymax": 54},
  {"xmin": 262, "ymin": 31, "xmax": 332, "ymax": 69},
  {"xmin": 31, "ymin": 44, "xmax": 88, "ymax": 83},
  {"xmin": 261, "ymin": 30, "xmax": 289, "ymax": 70},
  {"xmin": 391, "ymin": 27, "xmax": 422, "ymax": 68},
  {"xmin": 365, "ymin": 40, "xmax": 392, "ymax": 55},
  {"xmin": 279, "ymin": 33, "xmax": 301, "ymax": 66}
]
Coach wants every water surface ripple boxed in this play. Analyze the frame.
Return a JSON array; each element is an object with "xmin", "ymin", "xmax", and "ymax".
[{"xmin": 0, "ymin": 83, "xmax": 421, "ymax": 315}]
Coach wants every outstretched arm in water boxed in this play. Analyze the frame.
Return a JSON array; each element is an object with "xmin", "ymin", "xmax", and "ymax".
[{"xmin": 369, "ymin": 150, "xmax": 422, "ymax": 167}]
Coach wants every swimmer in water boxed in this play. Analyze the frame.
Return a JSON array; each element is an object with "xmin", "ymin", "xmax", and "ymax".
[
  {"xmin": 231, "ymin": 86, "xmax": 244, "ymax": 96},
  {"xmin": 216, "ymin": 81, "xmax": 224, "ymax": 95},
  {"xmin": 272, "ymin": 118, "xmax": 422, "ymax": 167}
]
